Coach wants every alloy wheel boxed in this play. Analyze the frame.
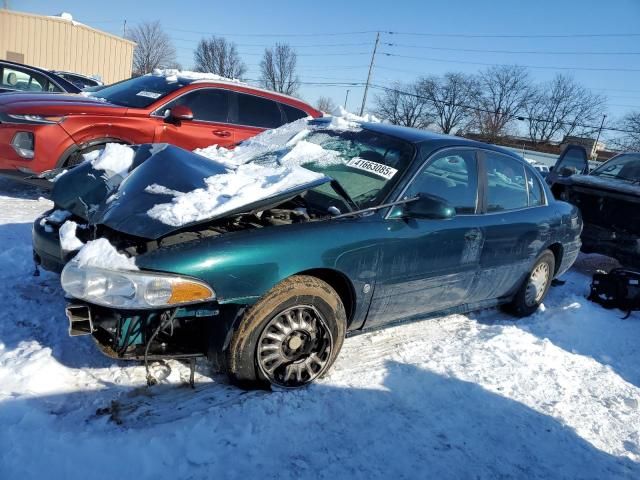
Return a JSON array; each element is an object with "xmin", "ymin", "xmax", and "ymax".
[{"xmin": 256, "ymin": 305, "xmax": 333, "ymax": 388}]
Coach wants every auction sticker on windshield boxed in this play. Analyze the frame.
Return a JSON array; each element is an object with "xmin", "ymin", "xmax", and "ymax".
[
  {"xmin": 136, "ymin": 91, "xmax": 162, "ymax": 99},
  {"xmin": 346, "ymin": 158, "xmax": 397, "ymax": 180}
]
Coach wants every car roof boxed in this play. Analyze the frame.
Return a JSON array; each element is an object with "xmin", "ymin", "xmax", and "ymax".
[
  {"xmin": 0, "ymin": 60, "xmax": 81, "ymax": 93},
  {"xmin": 312, "ymin": 118, "xmax": 522, "ymax": 159}
]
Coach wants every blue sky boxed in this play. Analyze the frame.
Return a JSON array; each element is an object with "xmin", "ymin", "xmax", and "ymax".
[{"xmin": 13, "ymin": 0, "xmax": 640, "ymax": 134}]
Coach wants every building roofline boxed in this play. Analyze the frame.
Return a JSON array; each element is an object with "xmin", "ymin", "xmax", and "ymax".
[{"xmin": 1, "ymin": 9, "xmax": 137, "ymax": 46}]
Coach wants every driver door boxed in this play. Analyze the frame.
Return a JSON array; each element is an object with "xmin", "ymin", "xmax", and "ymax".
[
  {"xmin": 546, "ymin": 144, "xmax": 589, "ymax": 186},
  {"xmin": 365, "ymin": 148, "xmax": 485, "ymax": 328},
  {"xmin": 152, "ymin": 88, "xmax": 237, "ymax": 150}
]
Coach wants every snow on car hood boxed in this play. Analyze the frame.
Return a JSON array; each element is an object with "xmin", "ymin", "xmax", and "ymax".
[{"xmin": 51, "ymin": 142, "xmax": 331, "ymax": 240}]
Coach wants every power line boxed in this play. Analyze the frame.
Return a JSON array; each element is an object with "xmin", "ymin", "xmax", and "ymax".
[
  {"xmin": 384, "ymin": 43, "xmax": 640, "ymax": 56},
  {"xmin": 381, "ymin": 52, "xmax": 640, "ymax": 73},
  {"xmin": 386, "ymin": 31, "xmax": 640, "ymax": 39},
  {"xmin": 166, "ymin": 28, "xmax": 379, "ymax": 37}
]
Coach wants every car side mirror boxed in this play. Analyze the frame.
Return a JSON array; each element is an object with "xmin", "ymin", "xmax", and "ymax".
[
  {"xmin": 402, "ymin": 193, "xmax": 456, "ymax": 220},
  {"xmin": 166, "ymin": 105, "xmax": 193, "ymax": 122}
]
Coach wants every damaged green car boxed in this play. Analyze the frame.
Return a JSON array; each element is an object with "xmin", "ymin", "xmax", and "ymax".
[{"xmin": 33, "ymin": 118, "xmax": 582, "ymax": 389}]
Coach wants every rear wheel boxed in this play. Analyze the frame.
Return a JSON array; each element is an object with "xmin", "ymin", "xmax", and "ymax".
[
  {"xmin": 507, "ymin": 249, "xmax": 555, "ymax": 318},
  {"xmin": 226, "ymin": 275, "xmax": 346, "ymax": 389}
]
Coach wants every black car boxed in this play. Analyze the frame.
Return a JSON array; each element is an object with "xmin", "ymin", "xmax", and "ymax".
[
  {"xmin": 50, "ymin": 71, "xmax": 103, "ymax": 90},
  {"xmin": 551, "ymin": 149, "xmax": 640, "ymax": 268},
  {"xmin": 0, "ymin": 60, "xmax": 81, "ymax": 94}
]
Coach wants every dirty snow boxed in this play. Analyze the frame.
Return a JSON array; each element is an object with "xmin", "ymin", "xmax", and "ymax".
[
  {"xmin": 58, "ymin": 221, "xmax": 84, "ymax": 252},
  {"xmin": 147, "ymin": 163, "xmax": 325, "ymax": 227},
  {"xmin": 72, "ymin": 238, "xmax": 138, "ymax": 270},
  {"xmin": 2, "ymin": 180, "xmax": 640, "ymax": 479},
  {"xmin": 90, "ymin": 143, "xmax": 135, "ymax": 178},
  {"xmin": 45, "ymin": 208, "xmax": 72, "ymax": 224}
]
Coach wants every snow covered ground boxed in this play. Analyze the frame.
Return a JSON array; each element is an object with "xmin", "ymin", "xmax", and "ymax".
[{"xmin": 0, "ymin": 178, "xmax": 639, "ymax": 479}]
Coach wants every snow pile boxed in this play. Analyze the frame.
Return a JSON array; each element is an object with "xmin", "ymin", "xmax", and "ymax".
[
  {"xmin": 90, "ymin": 143, "xmax": 135, "ymax": 178},
  {"xmin": 71, "ymin": 238, "xmax": 137, "ymax": 270},
  {"xmin": 58, "ymin": 221, "xmax": 84, "ymax": 252},
  {"xmin": 152, "ymin": 69, "xmax": 244, "ymax": 85},
  {"xmin": 327, "ymin": 105, "xmax": 381, "ymax": 131},
  {"xmin": 279, "ymin": 140, "xmax": 341, "ymax": 168},
  {"xmin": 147, "ymin": 163, "xmax": 325, "ymax": 227}
]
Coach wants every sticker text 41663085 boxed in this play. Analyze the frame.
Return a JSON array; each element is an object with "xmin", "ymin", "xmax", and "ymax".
[{"xmin": 346, "ymin": 158, "xmax": 398, "ymax": 180}]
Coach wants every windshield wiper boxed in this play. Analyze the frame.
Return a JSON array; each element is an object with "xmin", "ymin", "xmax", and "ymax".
[
  {"xmin": 595, "ymin": 173, "xmax": 640, "ymax": 183},
  {"xmin": 329, "ymin": 179, "xmax": 359, "ymax": 212}
]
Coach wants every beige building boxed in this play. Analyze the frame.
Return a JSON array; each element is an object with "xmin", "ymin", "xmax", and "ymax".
[{"xmin": 0, "ymin": 9, "xmax": 135, "ymax": 84}]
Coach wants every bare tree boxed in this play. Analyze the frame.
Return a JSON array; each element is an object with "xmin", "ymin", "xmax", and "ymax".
[
  {"xmin": 193, "ymin": 36, "xmax": 247, "ymax": 79},
  {"xmin": 470, "ymin": 65, "xmax": 533, "ymax": 140},
  {"xmin": 260, "ymin": 43, "xmax": 299, "ymax": 95},
  {"xmin": 613, "ymin": 112, "xmax": 640, "ymax": 150},
  {"xmin": 417, "ymin": 73, "xmax": 476, "ymax": 134},
  {"xmin": 373, "ymin": 82, "xmax": 432, "ymax": 129},
  {"xmin": 126, "ymin": 21, "xmax": 177, "ymax": 76},
  {"xmin": 525, "ymin": 74, "xmax": 606, "ymax": 144},
  {"xmin": 316, "ymin": 96, "xmax": 337, "ymax": 114}
]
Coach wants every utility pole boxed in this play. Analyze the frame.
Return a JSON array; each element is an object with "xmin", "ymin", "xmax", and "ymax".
[
  {"xmin": 593, "ymin": 114, "xmax": 607, "ymax": 160},
  {"xmin": 123, "ymin": 19, "xmax": 127, "ymax": 37},
  {"xmin": 359, "ymin": 32, "xmax": 380, "ymax": 116},
  {"xmin": 344, "ymin": 89, "xmax": 350, "ymax": 109}
]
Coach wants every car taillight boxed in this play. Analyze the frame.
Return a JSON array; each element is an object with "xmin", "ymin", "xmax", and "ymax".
[{"xmin": 11, "ymin": 132, "xmax": 35, "ymax": 159}]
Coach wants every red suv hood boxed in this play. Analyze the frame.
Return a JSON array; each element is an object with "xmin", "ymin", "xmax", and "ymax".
[{"xmin": 0, "ymin": 93, "xmax": 128, "ymax": 116}]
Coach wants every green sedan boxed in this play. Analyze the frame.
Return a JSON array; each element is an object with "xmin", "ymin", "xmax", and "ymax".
[{"xmin": 33, "ymin": 118, "xmax": 582, "ymax": 389}]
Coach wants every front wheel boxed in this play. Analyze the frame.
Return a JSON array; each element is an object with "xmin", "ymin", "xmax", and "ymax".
[
  {"xmin": 507, "ymin": 249, "xmax": 555, "ymax": 318},
  {"xmin": 226, "ymin": 275, "xmax": 346, "ymax": 389}
]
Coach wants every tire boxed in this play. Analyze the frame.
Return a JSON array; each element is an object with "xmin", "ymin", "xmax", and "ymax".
[
  {"xmin": 507, "ymin": 249, "xmax": 555, "ymax": 318},
  {"xmin": 226, "ymin": 275, "xmax": 347, "ymax": 389},
  {"xmin": 64, "ymin": 144, "xmax": 109, "ymax": 167}
]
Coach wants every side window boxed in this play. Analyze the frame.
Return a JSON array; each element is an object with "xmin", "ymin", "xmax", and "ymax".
[
  {"xmin": 236, "ymin": 93, "xmax": 283, "ymax": 128},
  {"xmin": 406, "ymin": 149, "xmax": 478, "ymax": 214},
  {"xmin": 1, "ymin": 67, "xmax": 46, "ymax": 92},
  {"xmin": 281, "ymin": 103, "xmax": 308, "ymax": 123},
  {"xmin": 525, "ymin": 166, "xmax": 545, "ymax": 207},
  {"xmin": 162, "ymin": 89, "xmax": 230, "ymax": 122},
  {"xmin": 485, "ymin": 152, "xmax": 528, "ymax": 212}
]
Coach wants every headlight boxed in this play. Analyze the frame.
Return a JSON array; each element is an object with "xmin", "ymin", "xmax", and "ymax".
[
  {"xmin": 7, "ymin": 114, "xmax": 65, "ymax": 124},
  {"xmin": 61, "ymin": 264, "xmax": 215, "ymax": 309}
]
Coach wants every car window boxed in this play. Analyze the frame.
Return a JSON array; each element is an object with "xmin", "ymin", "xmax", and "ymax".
[
  {"xmin": 161, "ymin": 89, "xmax": 230, "ymax": 123},
  {"xmin": 485, "ymin": 152, "xmax": 528, "ymax": 212},
  {"xmin": 90, "ymin": 74, "xmax": 189, "ymax": 108},
  {"xmin": 591, "ymin": 153, "xmax": 640, "ymax": 182},
  {"xmin": 555, "ymin": 146, "xmax": 588, "ymax": 175},
  {"xmin": 236, "ymin": 93, "xmax": 283, "ymax": 128},
  {"xmin": 525, "ymin": 166, "xmax": 545, "ymax": 207},
  {"xmin": 405, "ymin": 150, "xmax": 478, "ymax": 214},
  {"xmin": 281, "ymin": 103, "xmax": 309, "ymax": 123},
  {"xmin": 61, "ymin": 73, "xmax": 99, "ymax": 89},
  {"xmin": 1, "ymin": 66, "xmax": 51, "ymax": 92}
]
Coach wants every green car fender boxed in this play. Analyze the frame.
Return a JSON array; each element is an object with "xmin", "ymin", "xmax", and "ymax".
[{"xmin": 135, "ymin": 215, "xmax": 383, "ymax": 328}]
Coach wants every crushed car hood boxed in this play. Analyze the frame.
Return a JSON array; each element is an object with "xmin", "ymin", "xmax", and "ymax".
[
  {"xmin": 51, "ymin": 144, "xmax": 331, "ymax": 240},
  {"xmin": 568, "ymin": 174, "xmax": 640, "ymax": 197}
]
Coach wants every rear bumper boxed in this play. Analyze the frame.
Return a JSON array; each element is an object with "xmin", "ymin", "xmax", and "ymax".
[
  {"xmin": 557, "ymin": 238, "xmax": 582, "ymax": 277},
  {"xmin": 581, "ymin": 223, "xmax": 640, "ymax": 268}
]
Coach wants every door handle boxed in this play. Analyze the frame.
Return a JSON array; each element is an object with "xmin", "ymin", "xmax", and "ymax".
[{"xmin": 213, "ymin": 130, "xmax": 231, "ymax": 138}]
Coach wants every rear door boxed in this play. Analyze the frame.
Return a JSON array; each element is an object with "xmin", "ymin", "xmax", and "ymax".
[
  {"xmin": 469, "ymin": 150, "xmax": 549, "ymax": 302},
  {"xmin": 152, "ymin": 88, "xmax": 236, "ymax": 150},
  {"xmin": 547, "ymin": 145, "xmax": 589, "ymax": 185},
  {"xmin": 228, "ymin": 92, "xmax": 288, "ymax": 143}
]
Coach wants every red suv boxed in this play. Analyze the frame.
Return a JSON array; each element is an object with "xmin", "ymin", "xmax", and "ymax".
[{"xmin": 0, "ymin": 71, "xmax": 322, "ymax": 182}]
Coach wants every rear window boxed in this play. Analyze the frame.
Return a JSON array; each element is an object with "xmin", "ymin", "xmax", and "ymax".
[
  {"xmin": 236, "ymin": 93, "xmax": 283, "ymax": 128},
  {"xmin": 89, "ymin": 74, "xmax": 190, "ymax": 108},
  {"xmin": 281, "ymin": 103, "xmax": 309, "ymax": 123}
]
